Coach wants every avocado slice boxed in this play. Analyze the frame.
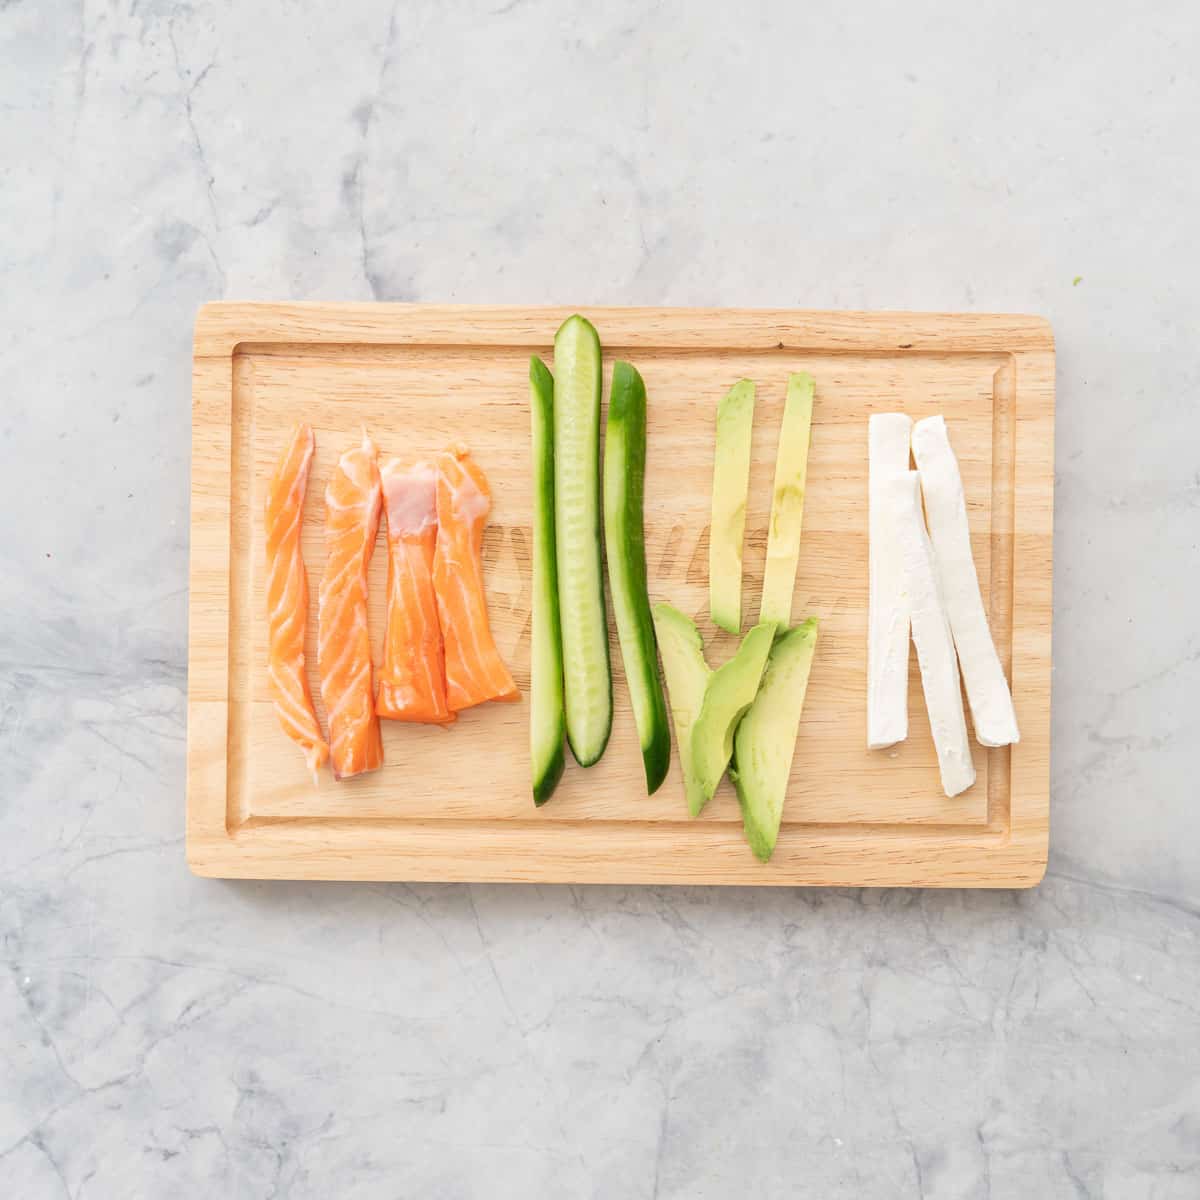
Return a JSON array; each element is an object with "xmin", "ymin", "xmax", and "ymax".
[
  {"xmin": 731, "ymin": 618, "xmax": 819, "ymax": 861},
  {"xmin": 759, "ymin": 372, "xmax": 815, "ymax": 627},
  {"xmin": 651, "ymin": 603, "xmax": 712, "ymax": 817},
  {"xmin": 709, "ymin": 380, "xmax": 756, "ymax": 634},
  {"xmin": 689, "ymin": 621, "xmax": 777, "ymax": 814}
]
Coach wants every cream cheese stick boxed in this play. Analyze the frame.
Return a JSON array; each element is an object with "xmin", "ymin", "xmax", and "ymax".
[
  {"xmin": 867, "ymin": 413, "xmax": 913, "ymax": 749},
  {"xmin": 912, "ymin": 415, "xmax": 1019, "ymax": 747},
  {"xmin": 886, "ymin": 470, "xmax": 976, "ymax": 797}
]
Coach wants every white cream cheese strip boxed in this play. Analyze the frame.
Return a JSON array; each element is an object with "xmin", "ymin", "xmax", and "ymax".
[
  {"xmin": 886, "ymin": 470, "xmax": 977, "ymax": 797},
  {"xmin": 867, "ymin": 413, "xmax": 913, "ymax": 749},
  {"xmin": 911, "ymin": 415, "xmax": 1020, "ymax": 748}
]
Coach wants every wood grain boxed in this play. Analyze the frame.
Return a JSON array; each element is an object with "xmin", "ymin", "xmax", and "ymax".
[{"xmin": 187, "ymin": 304, "xmax": 1053, "ymax": 885}]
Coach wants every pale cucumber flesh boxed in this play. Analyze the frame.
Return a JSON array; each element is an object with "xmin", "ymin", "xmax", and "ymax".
[{"xmin": 553, "ymin": 315, "xmax": 612, "ymax": 766}]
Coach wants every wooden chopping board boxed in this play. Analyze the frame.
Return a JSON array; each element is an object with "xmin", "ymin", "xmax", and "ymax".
[{"xmin": 187, "ymin": 304, "xmax": 1053, "ymax": 885}]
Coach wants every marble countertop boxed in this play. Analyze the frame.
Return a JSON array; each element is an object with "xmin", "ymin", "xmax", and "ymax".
[{"xmin": 4, "ymin": 2, "xmax": 1197, "ymax": 1196}]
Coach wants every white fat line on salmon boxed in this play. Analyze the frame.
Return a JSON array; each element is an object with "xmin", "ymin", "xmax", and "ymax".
[
  {"xmin": 326, "ymin": 663, "xmax": 372, "ymax": 725},
  {"xmin": 440, "ymin": 571, "xmax": 485, "ymax": 696},
  {"xmin": 320, "ymin": 621, "xmax": 365, "ymax": 687}
]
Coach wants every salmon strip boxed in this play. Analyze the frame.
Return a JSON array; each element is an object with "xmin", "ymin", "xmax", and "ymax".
[
  {"xmin": 318, "ymin": 432, "xmax": 384, "ymax": 779},
  {"xmin": 264, "ymin": 423, "xmax": 329, "ymax": 776},
  {"xmin": 376, "ymin": 459, "xmax": 454, "ymax": 724},
  {"xmin": 432, "ymin": 445, "xmax": 519, "ymax": 711}
]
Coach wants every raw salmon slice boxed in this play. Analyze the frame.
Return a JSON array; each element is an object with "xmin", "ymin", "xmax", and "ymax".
[
  {"xmin": 264, "ymin": 423, "xmax": 329, "ymax": 776},
  {"xmin": 433, "ymin": 445, "xmax": 519, "ymax": 711},
  {"xmin": 318, "ymin": 432, "xmax": 384, "ymax": 779},
  {"xmin": 376, "ymin": 459, "xmax": 454, "ymax": 724}
]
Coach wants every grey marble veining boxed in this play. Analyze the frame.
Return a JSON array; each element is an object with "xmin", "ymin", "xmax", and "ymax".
[{"xmin": 2, "ymin": 1, "xmax": 1198, "ymax": 1196}]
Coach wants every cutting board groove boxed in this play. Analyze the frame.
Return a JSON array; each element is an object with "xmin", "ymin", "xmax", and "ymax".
[{"xmin": 187, "ymin": 304, "xmax": 1053, "ymax": 885}]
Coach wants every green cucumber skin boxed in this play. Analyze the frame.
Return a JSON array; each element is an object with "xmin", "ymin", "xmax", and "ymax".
[
  {"xmin": 605, "ymin": 361, "xmax": 671, "ymax": 795},
  {"xmin": 529, "ymin": 356, "xmax": 565, "ymax": 805},
  {"xmin": 553, "ymin": 315, "xmax": 613, "ymax": 767}
]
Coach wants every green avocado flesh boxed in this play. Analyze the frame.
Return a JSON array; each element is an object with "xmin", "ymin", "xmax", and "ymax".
[
  {"xmin": 759, "ymin": 372, "xmax": 815, "ymax": 627},
  {"xmin": 651, "ymin": 603, "xmax": 711, "ymax": 817},
  {"xmin": 689, "ymin": 621, "xmax": 776, "ymax": 815},
  {"xmin": 731, "ymin": 618, "xmax": 819, "ymax": 861},
  {"xmin": 709, "ymin": 379, "xmax": 756, "ymax": 635}
]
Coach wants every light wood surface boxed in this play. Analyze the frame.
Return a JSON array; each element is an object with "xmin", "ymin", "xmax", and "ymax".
[{"xmin": 188, "ymin": 304, "xmax": 1053, "ymax": 885}]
